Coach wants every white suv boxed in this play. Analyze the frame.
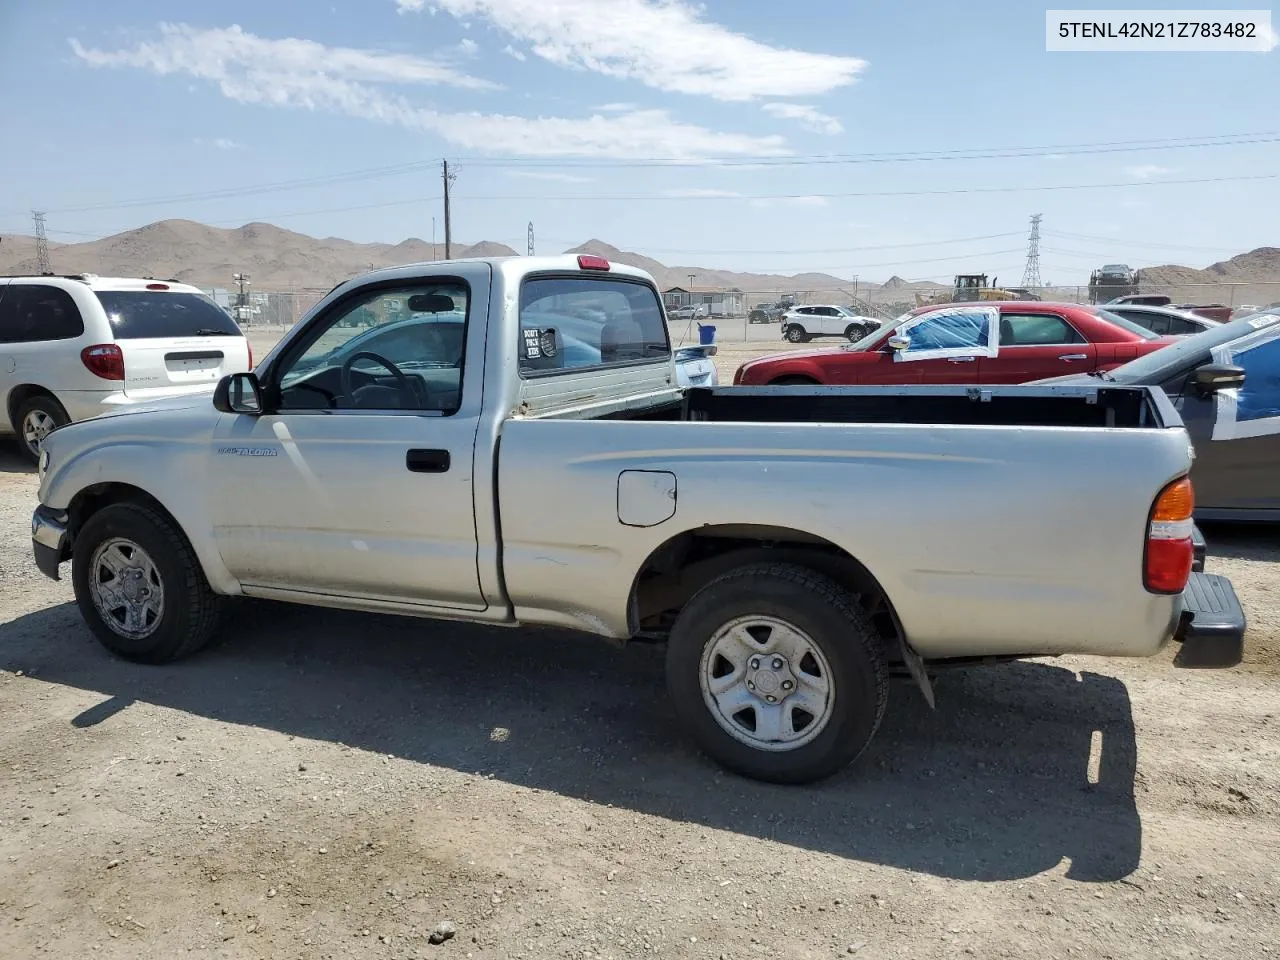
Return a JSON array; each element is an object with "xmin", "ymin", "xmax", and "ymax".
[
  {"xmin": 1, "ymin": 275, "xmax": 252, "ymax": 462},
  {"xmin": 780, "ymin": 305, "xmax": 881, "ymax": 343}
]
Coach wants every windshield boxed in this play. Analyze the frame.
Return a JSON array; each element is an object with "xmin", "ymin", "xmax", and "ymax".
[
  {"xmin": 1106, "ymin": 313, "xmax": 1280, "ymax": 383},
  {"xmin": 1092, "ymin": 307, "xmax": 1160, "ymax": 341},
  {"xmin": 96, "ymin": 291, "xmax": 242, "ymax": 339}
]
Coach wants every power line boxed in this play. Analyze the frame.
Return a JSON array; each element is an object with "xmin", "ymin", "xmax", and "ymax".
[
  {"xmin": 458, "ymin": 131, "xmax": 1280, "ymax": 169},
  {"xmin": 1044, "ymin": 230, "xmax": 1240, "ymax": 254},
  {"xmin": 452, "ymin": 171, "xmax": 1277, "ymax": 202},
  {"xmin": 6, "ymin": 129, "xmax": 1276, "ymax": 218}
]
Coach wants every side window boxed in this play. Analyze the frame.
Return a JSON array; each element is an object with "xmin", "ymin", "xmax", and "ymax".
[
  {"xmin": 1167, "ymin": 317, "xmax": 1198, "ymax": 335},
  {"xmin": 1137, "ymin": 313, "xmax": 1170, "ymax": 336},
  {"xmin": 999, "ymin": 313, "xmax": 1086, "ymax": 346},
  {"xmin": 0, "ymin": 284, "xmax": 85, "ymax": 343},
  {"xmin": 518, "ymin": 276, "xmax": 669, "ymax": 375},
  {"xmin": 275, "ymin": 282, "xmax": 468, "ymax": 413},
  {"xmin": 902, "ymin": 310, "xmax": 990, "ymax": 351}
]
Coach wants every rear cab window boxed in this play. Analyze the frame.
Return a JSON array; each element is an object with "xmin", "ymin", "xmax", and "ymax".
[
  {"xmin": 518, "ymin": 275, "xmax": 670, "ymax": 375},
  {"xmin": 95, "ymin": 291, "xmax": 242, "ymax": 340}
]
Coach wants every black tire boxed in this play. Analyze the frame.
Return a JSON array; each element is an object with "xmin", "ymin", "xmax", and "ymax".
[
  {"xmin": 14, "ymin": 394, "xmax": 70, "ymax": 464},
  {"xmin": 771, "ymin": 375, "xmax": 818, "ymax": 386},
  {"xmin": 785, "ymin": 325, "xmax": 809, "ymax": 343},
  {"xmin": 844, "ymin": 324, "xmax": 867, "ymax": 342},
  {"xmin": 72, "ymin": 501, "xmax": 224, "ymax": 664},
  {"xmin": 665, "ymin": 562, "xmax": 889, "ymax": 784}
]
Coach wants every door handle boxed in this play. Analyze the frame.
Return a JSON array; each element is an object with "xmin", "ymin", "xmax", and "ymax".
[
  {"xmin": 406, "ymin": 449, "xmax": 450, "ymax": 473},
  {"xmin": 1059, "ymin": 353, "xmax": 1088, "ymax": 361},
  {"xmin": 947, "ymin": 356, "xmax": 977, "ymax": 363}
]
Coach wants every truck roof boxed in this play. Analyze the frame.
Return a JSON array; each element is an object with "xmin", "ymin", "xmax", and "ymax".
[{"xmin": 347, "ymin": 254, "xmax": 655, "ymax": 290}]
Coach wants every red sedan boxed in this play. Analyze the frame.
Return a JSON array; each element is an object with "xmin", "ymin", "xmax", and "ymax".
[{"xmin": 733, "ymin": 300, "xmax": 1181, "ymax": 386}]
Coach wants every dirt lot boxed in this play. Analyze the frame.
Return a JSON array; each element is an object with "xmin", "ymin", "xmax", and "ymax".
[{"xmin": 2, "ymin": 331, "xmax": 1279, "ymax": 959}]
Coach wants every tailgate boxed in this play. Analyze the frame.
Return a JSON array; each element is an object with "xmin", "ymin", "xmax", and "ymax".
[
  {"xmin": 119, "ymin": 336, "xmax": 251, "ymax": 396},
  {"xmin": 93, "ymin": 288, "xmax": 251, "ymax": 397}
]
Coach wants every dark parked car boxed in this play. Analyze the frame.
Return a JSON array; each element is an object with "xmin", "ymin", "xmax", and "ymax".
[
  {"xmin": 1036, "ymin": 311, "xmax": 1280, "ymax": 522},
  {"xmin": 1103, "ymin": 304, "xmax": 1221, "ymax": 336}
]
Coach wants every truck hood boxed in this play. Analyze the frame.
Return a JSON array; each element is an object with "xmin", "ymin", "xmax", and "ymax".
[{"xmin": 95, "ymin": 392, "xmax": 219, "ymax": 421}]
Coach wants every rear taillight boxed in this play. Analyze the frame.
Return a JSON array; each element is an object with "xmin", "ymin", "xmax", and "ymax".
[
  {"xmin": 1144, "ymin": 475, "xmax": 1194, "ymax": 594},
  {"xmin": 81, "ymin": 343, "xmax": 125, "ymax": 381}
]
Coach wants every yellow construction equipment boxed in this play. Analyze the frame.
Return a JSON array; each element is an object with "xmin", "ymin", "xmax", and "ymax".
[{"xmin": 914, "ymin": 274, "xmax": 1016, "ymax": 307}]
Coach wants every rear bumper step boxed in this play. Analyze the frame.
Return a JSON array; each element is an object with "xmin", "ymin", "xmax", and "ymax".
[{"xmin": 1175, "ymin": 572, "xmax": 1246, "ymax": 668}]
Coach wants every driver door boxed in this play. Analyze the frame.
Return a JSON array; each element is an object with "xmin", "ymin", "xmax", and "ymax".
[
  {"xmin": 860, "ymin": 305, "xmax": 998, "ymax": 384},
  {"xmin": 207, "ymin": 268, "xmax": 490, "ymax": 610}
]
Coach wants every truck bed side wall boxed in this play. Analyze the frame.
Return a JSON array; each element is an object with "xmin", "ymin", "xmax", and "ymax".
[{"xmin": 495, "ymin": 418, "xmax": 1191, "ymax": 658}]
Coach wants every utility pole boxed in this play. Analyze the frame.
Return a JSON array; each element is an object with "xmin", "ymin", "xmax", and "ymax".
[
  {"xmin": 232, "ymin": 272, "xmax": 250, "ymax": 324},
  {"xmin": 527, "ymin": 221, "xmax": 535, "ymax": 256},
  {"xmin": 32, "ymin": 211, "xmax": 51, "ymax": 274},
  {"xmin": 442, "ymin": 160, "xmax": 456, "ymax": 259},
  {"xmin": 432, "ymin": 217, "xmax": 437, "ymax": 259}
]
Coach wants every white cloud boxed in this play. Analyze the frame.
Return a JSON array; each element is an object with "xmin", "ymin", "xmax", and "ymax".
[
  {"xmin": 397, "ymin": 0, "xmax": 866, "ymax": 102},
  {"xmin": 71, "ymin": 22, "xmax": 497, "ymax": 92},
  {"xmin": 1042, "ymin": 153, "xmax": 1065, "ymax": 161},
  {"xmin": 505, "ymin": 170, "xmax": 594, "ymax": 183},
  {"xmin": 1125, "ymin": 164, "xmax": 1177, "ymax": 179},
  {"xmin": 501, "ymin": 43, "xmax": 525, "ymax": 61},
  {"xmin": 595, "ymin": 102, "xmax": 638, "ymax": 113},
  {"xmin": 662, "ymin": 188, "xmax": 742, "ymax": 198},
  {"xmin": 70, "ymin": 24, "xmax": 790, "ymax": 160},
  {"xmin": 457, "ymin": 37, "xmax": 478, "ymax": 56},
  {"xmin": 761, "ymin": 102, "xmax": 843, "ymax": 135},
  {"xmin": 193, "ymin": 137, "xmax": 244, "ymax": 150}
]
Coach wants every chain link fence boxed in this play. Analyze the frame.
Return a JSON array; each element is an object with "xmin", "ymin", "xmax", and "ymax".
[{"xmin": 208, "ymin": 279, "xmax": 1280, "ymax": 350}]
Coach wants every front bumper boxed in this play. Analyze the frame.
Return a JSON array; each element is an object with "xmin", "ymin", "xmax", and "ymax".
[
  {"xmin": 31, "ymin": 504, "xmax": 69, "ymax": 581},
  {"xmin": 1174, "ymin": 571, "xmax": 1246, "ymax": 668}
]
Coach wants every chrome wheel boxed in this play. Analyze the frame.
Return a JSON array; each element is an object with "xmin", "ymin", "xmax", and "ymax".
[
  {"xmin": 699, "ymin": 615, "xmax": 835, "ymax": 752},
  {"xmin": 88, "ymin": 538, "xmax": 166, "ymax": 640},
  {"xmin": 786, "ymin": 327, "xmax": 805, "ymax": 343},
  {"xmin": 22, "ymin": 409, "xmax": 56, "ymax": 456}
]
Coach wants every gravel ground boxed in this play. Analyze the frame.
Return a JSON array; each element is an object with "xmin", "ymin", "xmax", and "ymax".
[{"xmin": 2, "ymin": 335, "xmax": 1279, "ymax": 959}]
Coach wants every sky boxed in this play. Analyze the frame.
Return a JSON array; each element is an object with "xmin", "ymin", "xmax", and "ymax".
[{"xmin": 0, "ymin": 0, "xmax": 1277, "ymax": 285}]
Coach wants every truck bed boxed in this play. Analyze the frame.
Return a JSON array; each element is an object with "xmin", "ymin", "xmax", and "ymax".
[
  {"xmin": 600, "ymin": 383, "xmax": 1167, "ymax": 430},
  {"xmin": 496, "ymin": 381, "xmax": 1189, "ymax": 657}
]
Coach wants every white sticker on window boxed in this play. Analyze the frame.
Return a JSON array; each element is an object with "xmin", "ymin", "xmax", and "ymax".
[{"xmin": 1247, "ymin": 312, "xmax": 1280, "ymax": 330}]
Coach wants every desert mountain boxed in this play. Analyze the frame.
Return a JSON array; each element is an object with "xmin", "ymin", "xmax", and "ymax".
[
  {"xmin": 2, "ymin": 219, "xmax": 1277, "ymax": 307},
  {"xmin": 0, "ymin": 219, "xmax": 519, "ymax": 292}
]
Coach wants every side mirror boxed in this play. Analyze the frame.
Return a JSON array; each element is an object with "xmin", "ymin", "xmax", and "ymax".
[
  {"xmin": 886, "ymin": 334, "xmax": 911, "ymax": 352},
  {"xmin": 214, "ymin": 372, "xmax": 264, "ymax": 415},
  {"xmin": 1192, "ymin": 362, "xmax": 1245, "ymax": 397}
]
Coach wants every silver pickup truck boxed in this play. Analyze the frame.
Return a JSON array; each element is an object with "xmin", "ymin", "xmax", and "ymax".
[{"xmin": 30, "ymin": 254, "xmax": 1245, "ymax": 784}]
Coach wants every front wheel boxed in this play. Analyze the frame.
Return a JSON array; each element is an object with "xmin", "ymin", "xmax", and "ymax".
[
  {"xmin": 72, "ymin": 502, "xmax": 225, "ymax": 664},
  {"xmin": 845, "ymin": 325, "xmax": 867, "ymax": 342},
  {"xmin": 785, "ymin": 325, "xmax": 809, "ymax": 343},
  {"xmin": 665, "ymin": 563, "xmax": 889, "ymax": 784}
]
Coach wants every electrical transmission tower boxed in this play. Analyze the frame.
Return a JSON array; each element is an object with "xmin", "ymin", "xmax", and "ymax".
[
  {"xmin": 32, "ymin": 211, "xmax": 51, "ymax": 274},
  {"xmin": 527, "ymin": 221, "xmax": 535, "ymax": 256},
  {"xmin": 1020, "ymin": 213, "xmax": 1042, "ymax": 290}
]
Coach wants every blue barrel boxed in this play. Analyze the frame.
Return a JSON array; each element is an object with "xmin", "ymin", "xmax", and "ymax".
[{"xmin": 697, "ymin": 323, "xmax": 717, "ymax": 345}]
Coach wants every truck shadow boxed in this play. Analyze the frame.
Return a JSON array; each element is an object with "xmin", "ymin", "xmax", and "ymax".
[
  {"xmin": 0, "ymin": 444, "xmax": 36, "ymax": 474},
  {"xmin": 0, "ymin": 599, "xmax": 1141, "ymax": 884}
]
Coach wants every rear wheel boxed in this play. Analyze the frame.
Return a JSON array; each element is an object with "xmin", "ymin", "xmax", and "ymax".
[
  {"xmin": 72, "ymin": 502, "xmax": 224, "ymax": 664},
  {"xmin": 665, "ymin": 562, "xmax": 889, "ymax": 784},
  {"xmin": 785, "ymin": 325, "xmax": 809, "ymax": 343},
  {"xmin": 15, "ymin": 394, "xmax": 69, "ymax": 464}
]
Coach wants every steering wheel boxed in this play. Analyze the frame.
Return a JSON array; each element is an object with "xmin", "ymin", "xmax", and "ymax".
[{"xmin": 340, "ymin": 351, "xmax": 416, "ymax": 408}]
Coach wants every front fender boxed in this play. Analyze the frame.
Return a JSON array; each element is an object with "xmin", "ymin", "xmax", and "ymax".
[{"xmin": 40, "ymin": 437, "xmax": 241, "ymax": 596}]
